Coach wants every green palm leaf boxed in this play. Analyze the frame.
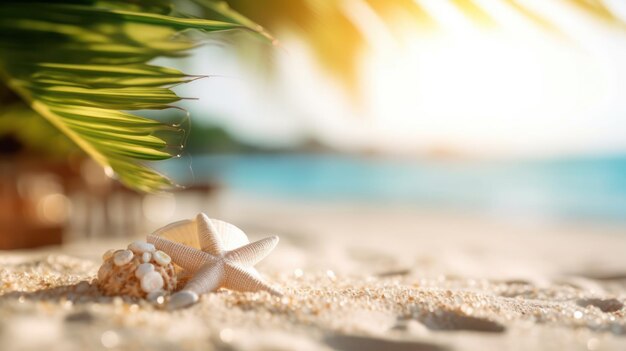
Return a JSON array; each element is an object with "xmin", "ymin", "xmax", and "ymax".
[{"xmin": 0, "ymin": 0, "xmax": 271, "ymax": 192}]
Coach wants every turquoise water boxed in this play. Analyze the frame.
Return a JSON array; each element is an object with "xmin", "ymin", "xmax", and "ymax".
[{"xmin": 164, "ymin": 154, "xmax": 626, "ymax": 222}]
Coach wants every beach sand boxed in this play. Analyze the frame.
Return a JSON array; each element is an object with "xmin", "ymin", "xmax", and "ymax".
[{"xmin": 1, "ymin": 192, "xmax": 625, "ymax": 350}]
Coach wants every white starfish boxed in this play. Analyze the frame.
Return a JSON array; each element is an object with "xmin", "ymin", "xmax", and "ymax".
[{"xmin": 147, "ymin": 213, "xmax": 281, "ymax": 309}]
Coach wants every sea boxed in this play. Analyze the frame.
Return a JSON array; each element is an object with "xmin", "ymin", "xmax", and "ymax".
[{"xmin": 162, "ymin": 153, "xmax": 626, "ymax": 223}]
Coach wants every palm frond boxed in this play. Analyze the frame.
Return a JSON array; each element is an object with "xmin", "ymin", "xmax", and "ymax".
[
  {"xmin": 0, "ymin": 1, "xmax": 271, "ymax": 192},
  {"xmin": 224, "ymin": 0, "xmax": 625, "ymax": 90}
]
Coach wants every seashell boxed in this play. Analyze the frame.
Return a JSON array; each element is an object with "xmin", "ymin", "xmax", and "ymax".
[
  {"xmin": 135, "ymin": 263, "xmax": 154, "ymax": 279},
  {"xmin": 147, "ymin": 213, "xmax": 282, "ymax": 305},
  {"xmin": 141, "ymin": 271, "xmax": 164, "ymax": 293},
  {"xmin": 102, "ymin": 249, "xmax": 116, "ymax": 261},
  {"xmin": 153, "ymin": 250, "xmax": 171, "ymax": 266},
  {"xmin": 168, "ymin": 290, "xmax": 199, "ymax": 310},
  {"xmin": 128, "ymin": 241, "xmax": 155, "ymax": 254},
  {"xmin": 150, "ymin": 216, "xmax": 249, "ymax": 252},
  {"xmin": 97, "ymin": 246, "xmax": 177, "ymax": 299},
  {"xmin": 142, "ymin": 252, "xmax": 152, "ymax": 263},
  {"xmin": 113, "ymin": 250, "xmax": 134, "ymax": 266}
]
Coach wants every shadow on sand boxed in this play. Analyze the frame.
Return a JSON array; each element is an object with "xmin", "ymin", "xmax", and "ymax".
[{"xmin": 325, "ymin": 334, "xmax": 449, "ymax": 351}]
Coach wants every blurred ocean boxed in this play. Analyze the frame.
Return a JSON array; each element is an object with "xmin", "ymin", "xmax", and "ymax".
[{"xmin": 164, "ymin": 154, "xmax": 626, "ymax": 222}]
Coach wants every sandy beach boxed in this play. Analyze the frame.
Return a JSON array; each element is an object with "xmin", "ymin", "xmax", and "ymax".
[
  {"xmin": 3, "ymin": 0, "xmax": 626, "ymax": 350},
  {"xmin": 1, "ymin": 192, "xmax": 625, "ymax": 351}
]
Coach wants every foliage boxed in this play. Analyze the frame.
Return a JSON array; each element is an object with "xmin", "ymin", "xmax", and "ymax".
[{"xmin": 0, "ymin": 0, "xmax": 271, "ymax": 192}]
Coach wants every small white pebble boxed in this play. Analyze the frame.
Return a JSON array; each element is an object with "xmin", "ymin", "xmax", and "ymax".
[
  {"xmin": 128, "ymin": 241, "xmax": 156, "ymax": 254},
  {"xmin": 153, "ymin": 250, "xmax": 171, "ymax": 266},
  {"xmin": 168, "ymin": 290, "xmax": 198, "ymax": 310},
  {"xmin": 142, "ymin": 252, "xmax": 152, "ymax": 263},
  {"xmin": 102, "ymin": 249, "xmax": 116, "ymax": 261},
  {"xmin": 141, "ymin": 271, "xmax": 164, "ymax": 293},
  {"xmin": 135, "ymin": 263, "xmax": 154, "ymax": 279},
  {"xmin": 113, "ymin": 250, "xmax": 134, "ymax": 266}
]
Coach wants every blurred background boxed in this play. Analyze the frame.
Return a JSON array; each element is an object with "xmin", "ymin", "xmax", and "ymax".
[{"xmin": 2, "ymin": 0, "xmax": 626, "ymax": 250}]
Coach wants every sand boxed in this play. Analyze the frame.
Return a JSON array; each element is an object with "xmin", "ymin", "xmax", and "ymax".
[{"xmin": 1, "ymin": 192, "xmax": 625, "ymax": 351}]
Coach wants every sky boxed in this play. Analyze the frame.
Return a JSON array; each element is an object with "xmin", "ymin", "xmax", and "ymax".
[{"xmin": 171, "ymin": 0, "xmax": 626, "ymax": 158}]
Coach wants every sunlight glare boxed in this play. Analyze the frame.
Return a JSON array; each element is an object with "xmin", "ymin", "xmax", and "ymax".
[{"xmin": 358, "ymin": 0, "xmax": 612, "ymax": 156}]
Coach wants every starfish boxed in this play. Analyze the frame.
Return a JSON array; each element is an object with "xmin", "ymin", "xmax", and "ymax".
[{"xmin": 147, "ymin": 213, "xmax": 281, "ymax": 309}]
